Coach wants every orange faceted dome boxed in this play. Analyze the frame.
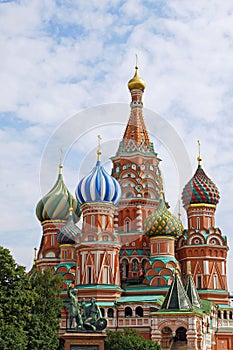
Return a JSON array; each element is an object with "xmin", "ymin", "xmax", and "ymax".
[{"xmin": 128, "ymin": 66, "xmax": 146, "ymax": 91}]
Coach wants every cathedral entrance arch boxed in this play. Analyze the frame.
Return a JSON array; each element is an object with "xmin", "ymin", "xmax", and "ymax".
[
  {"xmin": 161, "ymin": 327, "xmax": 173, "ymax": 349},
  {"xmin": 175, "ymin": 327, "xmax": 187, "ymax": 341}
]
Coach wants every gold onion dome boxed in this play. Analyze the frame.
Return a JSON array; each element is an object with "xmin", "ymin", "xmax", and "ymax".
[
  {"xmin": 36, "ymin": 164, "xmax": 81, "ymax": 223},
  {"xmin": 144, "ymin": 196, "xmax": 183, "ymax": 238},
  {"xmin": 128, "ymin": 66, "xmax": 146, "ymax": 91}
]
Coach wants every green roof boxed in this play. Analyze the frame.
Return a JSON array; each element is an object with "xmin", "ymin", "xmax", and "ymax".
[
  {"xmin": 198, "ymin": 289, "xmax": 228, "ymax": 294},
  {"xmin": 74, "ymin": 284, "xmax": 123, "ymax": 292},
  {"xmin": 55, "ymin": 263, "xmax": 75, "ymax": 271},
  {"xmin": 123, "ymin": 285, "xmax": 169, "ymax": 293},
  {"xmin": 186, "ymin": 274, "xmax": 201, "ymax": 308},
  {"xmin": 200, "ymin": 299, "xmax": 212, "ymax": 313},
  {"xmin": 217, "ymin": 304, "xmax": 233, "ymax": 309},
  {"xmin": 149, "ymin": 256, "xmax": 177, "ymax": 264},
  {"xmin": 116, "ymin": 295, "xmax": 164, "ymax": 304},
  {"xmin": 161, "ymin": 273, "xmax": 192, "ymax": 310}
]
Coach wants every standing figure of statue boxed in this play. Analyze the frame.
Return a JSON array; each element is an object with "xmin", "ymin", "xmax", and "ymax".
[
  {"xmin": 80, "ymin": 297, "xmax": 87, "ymax": 322},
  {"xmin": 67, "ymin": 286, "xmax": 83, "ymax": 329}
]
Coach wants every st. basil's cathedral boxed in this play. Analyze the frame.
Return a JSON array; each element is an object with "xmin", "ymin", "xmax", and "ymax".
[{"xmin": 35, "ymin": 66, "xmax": 233, "ymax": 350}]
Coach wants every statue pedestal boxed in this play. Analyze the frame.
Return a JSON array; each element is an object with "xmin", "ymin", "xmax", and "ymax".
[{"xmin": 63, "ymin": 331, "xmax": 106, "ymax": 350}]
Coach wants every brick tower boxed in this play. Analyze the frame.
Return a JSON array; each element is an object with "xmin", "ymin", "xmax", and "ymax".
[
  {"xmin": 35, "ymin": 161, "xmax": 81, "ymax": 270},
  {"xmin": 111, "ymin": 66, "xmax": 163, "ymax": 283},
  {"xmin": 176, "ymin": 145, "xmax": 229, "ymax": 304},
  {"xmin": 74, "ymin": 141, "xmax": 122, "ymax": 301}
]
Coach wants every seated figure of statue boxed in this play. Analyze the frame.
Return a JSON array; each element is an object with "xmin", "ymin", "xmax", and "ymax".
[{"xmin": 84, "ymin": 297, "xmax": 102, "ymax": 331}]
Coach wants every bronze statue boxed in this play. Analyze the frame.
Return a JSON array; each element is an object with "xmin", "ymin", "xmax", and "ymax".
[
  {"xmin": 67, "ymin": 288, "xmax": 107, "ymax": 332},
  {"xmin": 67, "ymin": 286, "xmax": 83, "ymax": 329}
]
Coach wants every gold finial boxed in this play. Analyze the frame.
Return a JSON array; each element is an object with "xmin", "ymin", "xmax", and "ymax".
[
  {"xmin": 187, "ymin": 261, "xmax": 191, "ymax": 275},
  {"xmin": 59, "ymin": 148, "xmax": 63, "ymax": 174},
  {"xmin": 34, "ymin": 247, "xmax": 37, "ymax": 266},
  {"xmin": 175, "ymin": 264, "xmax": 179, "ymax": 275},
  {"xmin": 197, "ymin": 140, "xmax": 202, "ymax": 166},
  {"xmin": 159, "ymin": 177, "xmax": 164, "ymax": 199},
  {"xmin": 97, "ymin": 135, "xmax": 102, "ymax": 162},
  {"xmin": 135, "ymin": 53, "xmax": 138, "ymax": 69},
  {"xmin": 69, "ymin": 197, "xmax": 73, "ymax": 216},
  {"xmin": 178, "ymin": 200, "xmax": 181, "ymax": 220}
]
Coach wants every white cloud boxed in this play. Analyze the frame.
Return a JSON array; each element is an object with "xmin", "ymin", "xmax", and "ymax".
[{"xmin": 0, "ymin": 0, "xmax": 233, "ymax": 287}]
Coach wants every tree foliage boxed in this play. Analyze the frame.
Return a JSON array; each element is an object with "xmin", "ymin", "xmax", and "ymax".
[
  {"xmin": 105, "ymin": 328, "xmax": 161, "ymax": 350},
  {"xmin": 27, "ymin": 267, "xmax": 63, "ymax": 350},
  {"xmin": 0, "ymin": 246, "xmax": 32, "ymax": 350},
  {"xmin": 0, "ymin": 246, "xmax": 63, "ymax": 350}
]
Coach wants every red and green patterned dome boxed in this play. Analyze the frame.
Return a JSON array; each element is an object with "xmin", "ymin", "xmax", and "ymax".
[
  {"xmin": 144, "ymin": 196, "xmax": 183, "ymax": 238},
  {"xmin": 182, "ymin": 165, "xmax": 220, "ymax": 207}
]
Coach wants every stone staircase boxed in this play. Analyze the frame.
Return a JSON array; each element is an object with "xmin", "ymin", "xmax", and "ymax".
[{"xmin": 170, "ymin": 340, "xmax": 187, "ymax": 350}]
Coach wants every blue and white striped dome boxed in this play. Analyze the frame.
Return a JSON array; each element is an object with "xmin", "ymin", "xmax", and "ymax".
[{"xmin": 76, "ymin": 160, "xmax": 121, "ymax": 205}]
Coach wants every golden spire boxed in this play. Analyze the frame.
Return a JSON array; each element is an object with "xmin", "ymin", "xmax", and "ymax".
[
  {"xmin": 33, "ymin": 247, "xmax": 37, "ymax": 266},
  {"xmin": 178, "ymin": 200, "xmax": 181, "ymax": 220},
  {"xmin": 159, "ymin": 177, "xmax": 164, "ymax": 200},
  {"xmin": 175, "ymin": 264, "xmax": 179, "ymax": 275},
  {"xmin": 97, "ymin": 135, "xmax": 102, "ymax": 162},
  {"xmin": 69, "ymin": 197, "xmax": 73, "ymax": 216},
  {"xmin": 197, "ymin": 140, "xmax": 202, "ymax": 166},
  {"xmin": 59, "ymin": 148, "xmax": 63, "ymax": 174},
  {"xmin": 187, "ymin": 261, "xmax": 191, "ymax": 275}
]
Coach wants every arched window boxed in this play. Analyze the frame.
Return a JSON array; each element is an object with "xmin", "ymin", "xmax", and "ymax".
[
  {"xmin": 91, "ymin": 215, "xmax": 95, "ymax": 230},
  {"xmin": 229, "ymin": 311, "xmax": 233, "ymax": 320},
  {"xmin": 107, "ymin": 308, "xmax": 114, "ymax": 318},
  {"xmin": 157, "ymin": 242, "xmax": 160, "ymax": 253},
  {"xmin": 135, "ymin": 306, "xmax": 143, "ymax": 317},
  {"xmin": 125, "ymin": 220, "xmax": 131, "ymax": 233},
  {"xmin": 132, "ymin": 259, "xmax": 139, "ymax": 272},
  {"xmin": 121, "ymin": 259, "xmax": 129, "ymax": 278},
  {"xmin": 102, "ymin": 215, "xmax": 106, "ymax": 230},
  {"xmin": 218, "ymin": 310, "xmax": 221, "ymax": 319},
  {"xmin": 51, "ymin": 234, "xmax": 54, "ymax": 246},
  {"xmin": 141, "ymin": 259, "xmax": 147, "ymax": 277},
  {"xmin": 213, "ymin": 274, "xmax": 217, "ymax": 289},
  {"xmin": 196, "ymin": 217, "xmax": 200, "ymax": 229},
  {"xmin": 207, "ymin": 217, "xmax": 211, "ymax": 228},
  {"xmin": 87, "ymin": 266, "xmax": 92, "ymax": 284},
  {"xmin": 224, "ymin": 310, "xmax": 227, "ymax": 319},
  {"xmin": 100, "ymin": 308, "xmax": 105, "ymax": 317},
  {"xmin": 124, "ymin": 307, "xmax": 132, "ymax": 318},
  {"xmin": 102, "ymin": 266, "xmax": 109, "ymax": 284},
  {"xmin": 197, "ymin": 275, "xmax": 202, "ymax": 289}
]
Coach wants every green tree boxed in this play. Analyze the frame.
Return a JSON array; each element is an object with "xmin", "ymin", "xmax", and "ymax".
[
  {"xmin": 0, "ymin": 246, "xmax": 32, "ymax": 350},
  {"xmin": 105, "ymin": 328, "xmax": 161, "ymax": 350},
  {"xmin": 27, "ymin": 267, "xmax": 63, "ymax": 350}
]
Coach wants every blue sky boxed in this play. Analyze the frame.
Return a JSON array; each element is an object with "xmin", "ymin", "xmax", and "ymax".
[{"xmin": 0, "ymin": 0, "xmax": 233, "ymax": 288}]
